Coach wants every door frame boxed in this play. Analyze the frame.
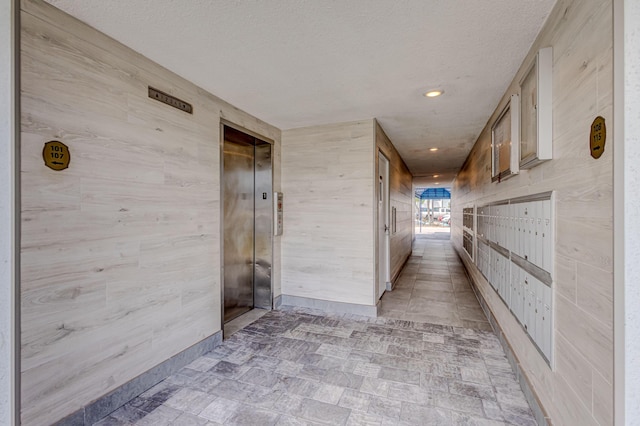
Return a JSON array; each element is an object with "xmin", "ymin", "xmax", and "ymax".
[
  {"xmin": 377, "ymin": 151, "xmax": 390, "ymax": 300},
  {"xmin": 219, "ymin": 119, "xmax": 274, "ymax": 335}
]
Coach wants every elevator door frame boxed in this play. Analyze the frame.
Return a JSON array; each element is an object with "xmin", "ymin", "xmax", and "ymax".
[{"xmin": 220, "ymin": 120, "xmax": 274, "ymax": 330}]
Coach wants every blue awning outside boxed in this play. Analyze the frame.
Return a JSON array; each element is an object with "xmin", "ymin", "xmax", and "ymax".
[{"xmin": 415, "ymin": 187, "xmax": 451, "ymax": 199}]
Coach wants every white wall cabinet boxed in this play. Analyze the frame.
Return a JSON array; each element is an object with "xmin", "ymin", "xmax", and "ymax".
[{"xmin": 474, "ymin": 192, "xmax": 554, "ymax": 365}]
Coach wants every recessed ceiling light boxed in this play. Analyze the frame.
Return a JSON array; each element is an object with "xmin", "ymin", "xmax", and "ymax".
[
  {"xmin": 433, "ymin": 174, "xmax": 439, "ymax": 178},
  {"xmin": 424, "ymin": 90, "xmax": 444, "ymax": 97},
  {"xmin": 434, "ymin": 182, "xmax": 440, "ymax": 185},
  {"xmin": 429, "ymin": 148, "xmax": 438, "ymax": 152}
]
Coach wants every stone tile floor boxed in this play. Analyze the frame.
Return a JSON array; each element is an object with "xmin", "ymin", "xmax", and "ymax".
[
  {"xmin": 95, "ymin": 235, "xmax": 537, "ymax": 425},
  {"xmin": 378, "ymin": 235, "xmax": 492, "ymax": 331},
  {"xmin": 96, "ymin": 311, "xmax": 536, "ymax": 425}
]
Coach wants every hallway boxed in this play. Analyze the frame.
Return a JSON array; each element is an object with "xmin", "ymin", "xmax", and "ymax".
[
  {"xmin": 94, "ymin": 238, "xmax": 537, "ymax": 426},
  {"xmin": 378, "ymin": 235, "xmax": 492, "ymax": 331}
]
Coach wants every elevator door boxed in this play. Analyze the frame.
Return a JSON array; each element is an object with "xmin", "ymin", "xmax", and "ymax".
[{"xmin": 223, "ymin": 125, "xmax": 272, "ymax": 323}]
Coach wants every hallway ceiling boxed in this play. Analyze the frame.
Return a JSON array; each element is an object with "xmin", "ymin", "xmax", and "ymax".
[{"xmin": 45, "ymin": 0, "xmax": 556, "ymax": 186}]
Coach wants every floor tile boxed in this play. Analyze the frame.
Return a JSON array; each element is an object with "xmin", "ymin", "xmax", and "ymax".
[
  {"xmin": 198, "ymin": 398, "xmax": 241, "ymax": 423},
  {"xmin": 292, "ymin": 398, "xmax": 352, "ymax": 425},
  {"xmin": 91, "ymin": 234, "xmax": 537, "ymax": 426}
]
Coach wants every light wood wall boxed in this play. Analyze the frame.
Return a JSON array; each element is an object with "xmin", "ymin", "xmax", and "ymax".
[
  {"xmin": 281, "ymin": 121, "xmax": 375, "ymax": 306},
  {"xmin": 280, "ymin": 120, "xmax": 413, "ymax": 307},
  {"xmin": 20, "ymin": 1, "xmax": 281, "ymax": 424},
  {"xmin": 451, "ymin": 0, "xmax": 613, "ymax": 424},
  {"xmin": 375, "ymin": 121, "xmax": 413, "ymax": 284}
]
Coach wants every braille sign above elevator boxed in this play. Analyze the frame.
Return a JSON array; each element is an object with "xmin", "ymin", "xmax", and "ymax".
[{"xmin": 43, "ymin": 141, "xmax": 70, "ymax": 171}]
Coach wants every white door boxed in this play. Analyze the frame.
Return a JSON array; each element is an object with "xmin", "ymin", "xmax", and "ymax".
[{"xmin": 378, "ymin": 152, "xmax": 390, "ymax": 299}]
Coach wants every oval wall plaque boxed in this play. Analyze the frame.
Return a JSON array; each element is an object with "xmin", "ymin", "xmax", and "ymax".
[
  {"xmin": 43, "ymin": 140, "xmax": 70, "ymax": 171},
  {"xmin": 590, "ymin": 116, "xmax": 606, "ymax": 159}
]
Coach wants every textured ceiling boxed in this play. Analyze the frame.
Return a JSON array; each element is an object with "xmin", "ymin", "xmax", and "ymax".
[{"xmin": 46, "ymin": 0, "xmax": 555, "ymax": 186}]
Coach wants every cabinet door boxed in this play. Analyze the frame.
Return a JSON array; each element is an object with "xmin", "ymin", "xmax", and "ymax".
[
  {"xmin": 518, "ymin": 271, "xmax": 525, "ymax": 324},
  {"xmin": 484, "ymin": 244, "xmax": 489, "ymax": 277},
  {"xmin": 495, "ymin": 206, "xmax": 500, "ymax": 244},
  {"xmin": 508, "ymin": 204, "xmax": 515, "ymax": 253},
  {"xmin": 523, "ymin": 203, "xmax": 533, "ymax": 262},
  {"xmin": 482, "ymin": 207, "xmax": 488, "ymax": 240},
  {"xmin": 542, "ymin": 284, "xmax": 552, "ymax": 360},
  {"xmin": 509, "ymin": 262, "xmax": 518, "ymax": 312},
  {"xmin": 497, "ymin": 205, "xmax": 504, "ymax": 248},
  {"xmin": 491, "ymin": 249, "xmax": 502, "ymax": 294},
  {"xmin": 522, "ymin": 273, "xmax": 535, "ymax": 335},
  {"xmin": 542, "ymin": 199, "xmax": 552, "ymax": 272},
  {"xmin": 503, "ymin": 254, "xmax": 511, "ymax": 301},
  {"xmin": 534, "ymin": 201, "xmax": 544, "ymax": 269},
  {"xmin": 529, "ymin": 201, "xmax": 539, "ymax": 267},
  {"xmin": 514, "ymin": 266, "xmax": 524, "ymax": 323},
  {"xmin": 510, "ymin": 263, "xmax": 518, "ymax": 314},
  {"xmin": 498, "ymin": 205, "xmax": 509, "ymax": 248},
  {"xmin": 519, "ymin": 203, "xmax": 527, "ymax": 258},
  {"xmin": 535, "ymin": 279, "xmax": 545, "ymax": 350},
  {"xmin": 489, "ymin": 206, "xmax": 498, "ymax": 243},
  {"xmin": 496, "ymin": 251, "xmax": 503, "ymax": 296}
]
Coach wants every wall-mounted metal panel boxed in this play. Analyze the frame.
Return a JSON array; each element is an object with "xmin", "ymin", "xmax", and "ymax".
[
  {"xmin": 474, "ymin": 191, "xmax": 554, "ymax": 366},
  {"xmin": 254, "ymin": 141, "xmax": 273, "ymax": 310},
  {"xmin": 223, "ymin": 128, "xmax": 256, "ymax": 322},
  {"xmin": 223, "ymin": 125, "xmax": 273, "ymax": 322}
]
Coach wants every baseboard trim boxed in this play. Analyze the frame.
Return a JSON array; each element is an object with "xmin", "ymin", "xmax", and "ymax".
[
  {"xmin": 279, "ymin": 294, "xmax": 377, "ymax": 317},
  {"xmin": 274, "ymin": 294, "xmax": 283, "ymax": 309},
  {"xmin": 454, "ymin": 246, "xmax": 551, "ymax": 426},
  {"xmin": 53, "ymin": 330, "xmax": 223, "ymax": 426}
]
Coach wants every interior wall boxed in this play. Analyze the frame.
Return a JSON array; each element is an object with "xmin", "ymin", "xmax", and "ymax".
[
  {"xmin": 1, "ymin": 0, "xmax": 17, "ymax": 424},
  {"xmin": 281, "ymin": 120, "xmax": 375, "ymax": 306},
  {"xmin": 374, "ymin": 121, "xmax": 413, "ymax": 284},
  {"xmin": 621, "ymin": 0, "xmax": 640, "ymax": 421},
  {"xmin": 451, "ymin": 0, "xmax": 613, "ymax": 424},
  {"xmin": 20, "ymin": 1, "xmax": 281, "ymax": 424}
]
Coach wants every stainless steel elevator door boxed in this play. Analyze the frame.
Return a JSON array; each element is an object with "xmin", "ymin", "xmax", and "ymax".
[
  {"xmin": 254, "ymin": 141, "xmax": 273, "ymax": 310},
  {"xmin": 223, "ymin": 128, "xmax": 256, "ymax": 322},
  {"xmin": 223, "ymin": 126, "xmax": 272, "ymax": 323}
]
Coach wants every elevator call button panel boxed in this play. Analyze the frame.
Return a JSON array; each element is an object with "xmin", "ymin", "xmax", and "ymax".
[{"xmin": 274, "ymin": 192, "xmax": 283, "ymax": 236}]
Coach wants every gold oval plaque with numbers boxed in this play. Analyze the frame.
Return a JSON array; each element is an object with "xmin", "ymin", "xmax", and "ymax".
[
  {"xmin": 43, "ymin": 141, "xmax": 70, "ymax": 171},
  {"xmin": 590, "ymin": 116, "xmax": 606, "ymax": 159}
]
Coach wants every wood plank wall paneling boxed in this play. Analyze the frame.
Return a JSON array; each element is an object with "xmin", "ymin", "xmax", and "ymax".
[
  {"xmin": 20, "ymin": 1, "xmax": 281, "ymax": 424},
  {"xmin": 375, "ymin": 121, "xmax": 413, "ymax": 284},
  {"xmin": 451, "ymin": 0, "xmax": 613, "ymax": 424},
  {"xmin": 281, "ymin": 121, "xmax": 375, "ymax": 306}
]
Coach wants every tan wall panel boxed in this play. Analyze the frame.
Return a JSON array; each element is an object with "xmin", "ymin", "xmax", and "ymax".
[
  {"xmin": 451, "ymin": 0, "xmax": 613, "ymax": 424},
  {"xmin": 20, "ymin": 1, "xmax": 281, "ymax": 424},
  {"xmin": 281, "ymin": 121, "xmax": 375, "ymax": 306}
]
